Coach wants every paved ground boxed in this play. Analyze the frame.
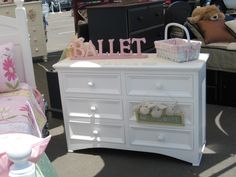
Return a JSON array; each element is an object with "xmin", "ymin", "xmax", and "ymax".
[{"xmin": 45, "ymin": 10, "xmax": 75, "ymax": 53}]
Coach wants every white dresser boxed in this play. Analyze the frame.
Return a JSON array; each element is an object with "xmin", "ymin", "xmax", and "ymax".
[
  {"xmin": 0, "ymin": 1, "xmax": 47, "ymax": 60},
  {"xmin": 53, "ymin": 54, "xmax": 208, "ymax": 166}
]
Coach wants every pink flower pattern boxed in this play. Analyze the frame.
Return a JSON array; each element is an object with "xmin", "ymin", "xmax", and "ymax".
[
  {"xmin": 0, "ymin": 43, "xmax": 19, "ymax": 92},
  {"xmin": 19, "ymin": 104, "xmax": 30, "ymax": 112},
  {"xmin": 3, "ymin": 57, "xmax": 17, "ymax": 81}
]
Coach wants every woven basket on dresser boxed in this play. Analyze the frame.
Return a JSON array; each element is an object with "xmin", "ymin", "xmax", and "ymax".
[{"xmin": 154, "ymin": 23, "xmax": 201, "ymax": 63}]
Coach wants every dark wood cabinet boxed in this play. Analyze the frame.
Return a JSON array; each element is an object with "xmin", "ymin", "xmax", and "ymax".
[
  {"xmin": 72, "ymin": 0, "xmax": 115, "ymax": 35},
  {"xmin": 218, "ymin": 71, "xmax": 236, "ymax": 107},
  {"xmin": 87, "ymin": 1, "xmax": 165, "ymax": 53},
  {"xmin": 206, "ymin": 70, "xmax": 236, "ymax": 107},
  {"xmin": 206, "ymin": 70, "xmax": 219, "ymax": 104},
  {"xmin": 46, "ymin": 71, "xmax": 63, "ymax": 119}
]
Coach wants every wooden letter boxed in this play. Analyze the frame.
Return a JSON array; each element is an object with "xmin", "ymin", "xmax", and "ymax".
[
  {"xmin": 98, "ymin": 39, "xmax": 104, "ymax": 55},
  {"xmin": 84, "ymin": 40, "xmax": 97, "ymax": 57},
  {"xmin": 108, "ymin": 39, "xmax": 115, "ymax": 55},
  {"xmin": 132, "ymin": 38, "xmax": 146, "ymax": 55},
  {"xmin": 119, "ymin": 38, "xmax": 131, "ymax": 55}
]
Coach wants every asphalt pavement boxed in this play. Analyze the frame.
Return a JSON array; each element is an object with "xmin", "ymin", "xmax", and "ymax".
[{"xmin": 45, "ymin": 10, "xmax": 75, "ymax": 53}]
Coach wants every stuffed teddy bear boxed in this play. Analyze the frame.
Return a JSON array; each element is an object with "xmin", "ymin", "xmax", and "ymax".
[
  {"xmin": 133, "ymin": 102, "xmax": 147, "ymax": 115},
  {"xmin": 188, "ymin": 5, "xmax": 225, "ymax": 24},
  {"xmin": 134, "ymin": 102, "xmax": 157, "ymax": 115},
  {"xmin": 150, "ymin": 104, "xmax": 167, "ymax": 118},
  {"xmin": 164, "ymin": 104, "xmax": 176, "ymax": 115}
]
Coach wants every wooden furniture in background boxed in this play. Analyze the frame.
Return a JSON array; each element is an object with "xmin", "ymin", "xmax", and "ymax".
[
  {"xmin": 0, "ymin": 1, "xmax": 48, "ymax": 60},
  {"xmin": 206, "ymin": 69, "xmax": 236, "ymax": 107},
  {"xmin": 87, "ymin": 1, "xmax": 165, "ymax": 52},
  {"xmin": 54, "ymin": 54, "xmax": 207, "ymax": 166},
  {"xmin": 72, "ymin": 0, "xmax": 114, "ymax": 35},
  {"xmin": 72, "ymin": 0, "xmax": 165, "ymax": 52}
]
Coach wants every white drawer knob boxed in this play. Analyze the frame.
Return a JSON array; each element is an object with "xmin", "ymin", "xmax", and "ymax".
[
  {"xmin": 155, "ymin": 83, "xmax": 163, "ymax": 89},
  {"xmin": 88, "ymin": 82, "xmax": 94, "ymax": 87},
  {"xmin": 90, "ymin": 106, "xmax": 96, "ymax": 111},
  {"xmin": 92, "ymin": 130, "xmax": 99, "ymax": 135},
  {"xmin": 157, "ymin": 134, "xmax": 165, "ymax": 141}
]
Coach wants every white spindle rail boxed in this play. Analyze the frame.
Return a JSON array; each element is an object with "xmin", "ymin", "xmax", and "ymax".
[
  {"xmin": 7, "ymin": 143, "xmax": 36, "ymax": 177},
  {"xmin": 14, "ymin": 0, "xmax": 36, "ymax": 88},
  {"xmin": 6, "ymin": 1, "xmax": 36, "ymax": 174}
]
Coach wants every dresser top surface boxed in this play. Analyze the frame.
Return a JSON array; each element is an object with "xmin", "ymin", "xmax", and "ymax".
[{"xmin": 53, "ymin": 53, "xmax": 208, "ymax": 71}]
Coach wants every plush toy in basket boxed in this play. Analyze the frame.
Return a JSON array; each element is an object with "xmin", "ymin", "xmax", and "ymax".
[
  {"xmin": 154, "ymin": 23, "xmax": 202, "ymax": 63},
  {"xmin": 133, "ymin": 102, "xmax": 184, "ymax": 126}
]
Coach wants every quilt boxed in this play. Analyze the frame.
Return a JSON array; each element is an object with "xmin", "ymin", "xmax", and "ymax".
[{"xmin": 0, "ymin": 83, "xmax": 47, "ymax": 137}]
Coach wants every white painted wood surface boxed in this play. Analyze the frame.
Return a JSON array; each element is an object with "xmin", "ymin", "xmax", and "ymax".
[
  {"xmin": 0, "ymin": 0, "xmax": 36, "ymax": 176},
  {"xmin": 0, "ymin": 0, "xmax": 36, "ymax": 87},
  {"xmin": 0, "ymin": 1, "xmax": 48, "ymax": 60},
  {"xmin": 54, "ymin": 54, "xmax": 208, "ymax": 166}
]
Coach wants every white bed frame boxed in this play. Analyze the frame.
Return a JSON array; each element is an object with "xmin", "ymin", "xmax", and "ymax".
[
  {"xmin": 0, "ymin": 1, "xmax": 37, "ymax": 176},
  {"xmin": 0, "ymin": 0, "xmax": 36, "ymax": 88}
]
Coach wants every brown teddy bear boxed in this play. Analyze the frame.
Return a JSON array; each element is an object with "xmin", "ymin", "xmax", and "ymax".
[{"xmin": 188, "ymin": 5, "xmax": 225, "ymax": 24}]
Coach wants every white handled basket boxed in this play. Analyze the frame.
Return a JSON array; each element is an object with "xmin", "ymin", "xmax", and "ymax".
[{"xmin": 154, "ymin": 23, "xmax": 202, "ymax": 62}]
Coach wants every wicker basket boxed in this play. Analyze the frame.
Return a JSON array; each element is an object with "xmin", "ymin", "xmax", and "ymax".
[{"xmin": 154, "ymin": 23, "xmax": 202, "ymax": 62}]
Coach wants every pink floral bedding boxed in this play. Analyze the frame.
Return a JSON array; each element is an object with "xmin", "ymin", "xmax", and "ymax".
[{"xmin": 0, "ymin": 83, "xmax": 47, "ymax": 137}]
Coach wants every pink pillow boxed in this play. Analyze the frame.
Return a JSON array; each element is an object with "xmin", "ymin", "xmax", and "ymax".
[
  {"xmin": 0, "ymin": 133, "xmax": 51, "ymax": 177},
  {"xmin": 197, "ymin": 20, "xmax": 236, "ymax": 44},
  {"xmin": 0, "ymin": 43, "xmax": 20, "ymax": 93}
]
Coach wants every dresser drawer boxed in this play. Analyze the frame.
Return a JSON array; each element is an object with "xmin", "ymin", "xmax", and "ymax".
[
  {"xmin": 69, "ymin": 121, "xmax": 125, "ymax": 144},
  {"xmin": 29, "ymin": 25, "xmax": 47, "ymax": 57},
  {"xmin": 129, "ymin": 25, "xmax": 164, "ymax": 52},
  {"xmin": 127, "ymin": 101, "xmax": 193, "ymax": 127},
  {"xmin": 129, "ymin": 125, "xmax": 193, "ymax": 150},
  {"xmin": 62, "ymin": 73, "xmax": 121, "ymax": 95},
  {"xmin": 29, "ymin": 25, "xmax": 46, "ymax": 42},
  {"xmin": 126, "ymin": 74, "xmax": 193, "ymax": 98},
  {"xmin": 128, "ymin": 6, "xmax": 150, "ymax": 32},
  {"xmin": 0, "ymin": 2, "xmax": 46, "ymax": 58},
  {"xmin": 31, "ymin": 42, "xmax": 47, "ymax": 57},
  {"xmin": 0, "ymin": 6, "xmax": 14, "ymax": 17},
  {"xmin": 0, "ymin": 3, "xmax": 43, "ymax": 25},
  {"xmin": 148, "ymin": 4, "xmax": 164, "ymax": 26},
  {"xmin": 65, "ymin": 98, "xmax": 123, "ymax": 121},
  {"xmin": 25, "ymin": 3, "xmax": 43, "ymax": 26},
  {"xmin": 128, "ymin": 4, "xmax": 163, "ymax": 32}
]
